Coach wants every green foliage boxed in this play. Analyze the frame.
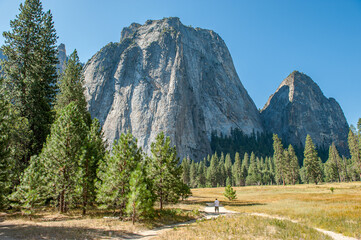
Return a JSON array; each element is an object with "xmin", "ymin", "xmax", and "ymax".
[
  {"xmin": 287, "ymin": 145, "xmax": 299, "ymax": 184},
  {"xmin": 211, "ymin": 129, "xmax": 273, "ymax": 159},
  {"xmin": 304, "ymin": 135, "xmax": 323, "ymax": 184},
  {"xmin": 126, "ymin": 163, "xmax": 154, "ymax": 224},
  {"xmin": 55, "ymin": 50, "xmax": 90, "ymax": 123},
  {"xmin": 181, "ymin": 157, "xmax": 191, "ymax": 186},
  {"xmin": 273, "ymin": 134, "xmax": 286, "ymax": 185},
  {"xmin": 96, "ymin": 132, "xmax": 141, "ymax": 216},
  {"xmin": 1, "ymin": 0, "xmax": 58, "ymax": 159},
  {"xmin": 232, "ymin": 152, "xmax": 242, "ymax": 186},
  {"xmin": 41, "ymin": 102, "xmax": 88, "ymax": 212},
  {"xmin": 11, "ymin": 155, "xmax": 50, "ymax": 211},
  {"xmin": 348, "ymin": 128, "xmax": 361, "ymax": 179},
  {"xmin": 246, "ymin": 152, "xmax": 261, "ymax": 185},
  {"xmin": 148, "ymin": 132, "xmax": 183, "ymax": 209},
  {"xmin": 80, "ymin": 118, "xmax": 106, "ymax": 215},
  {"xmin": 325, "ymin": 143, "xmax": 342, "ymax": 182},
  {"xmin": 224, "ymin": 185, "xmax": 237, "ymax": 201}
]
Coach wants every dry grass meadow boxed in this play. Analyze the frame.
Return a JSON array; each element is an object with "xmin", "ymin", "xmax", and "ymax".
[
  {"xmin": 164, "ymin": 182, "xmax": 361, "ymax": 239},
  {"xmin": 1, "ymin": 182, "xmax": 360, "ymax": 239}
]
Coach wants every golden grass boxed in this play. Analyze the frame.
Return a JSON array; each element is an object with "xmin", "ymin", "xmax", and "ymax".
[
  {"xmin": 187, "ymin": 182, "xmax": 361, "ymax": 239},
  {"xmin": 158, "ymin": 214, "xmax": 333, "ymax": 240}
]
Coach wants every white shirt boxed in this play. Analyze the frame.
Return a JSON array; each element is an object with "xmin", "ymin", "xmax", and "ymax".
[{"xmin": 215, "ymin": 200, "xmax": 219, "ymax": 207}]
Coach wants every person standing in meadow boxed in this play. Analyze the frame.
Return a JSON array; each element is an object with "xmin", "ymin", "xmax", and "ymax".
[{"xmin": 214, "ymin": 198, "xmax": 219, "ymax": 214}]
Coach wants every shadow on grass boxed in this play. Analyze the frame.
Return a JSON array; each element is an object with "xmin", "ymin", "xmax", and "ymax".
[{"xmin": 0, "ymin": 223, "xmax": 141, "ymax": 240}]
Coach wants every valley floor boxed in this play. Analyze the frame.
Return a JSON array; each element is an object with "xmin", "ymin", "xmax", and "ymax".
[{"xmin": 1, "ymin": 182, "xmax": 360, "ymax": 239}]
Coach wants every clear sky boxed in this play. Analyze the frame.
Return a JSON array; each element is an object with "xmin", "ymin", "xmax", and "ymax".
[{"xmin": 1, "ymin": 0, "xmax": 360, "ymax": 126}]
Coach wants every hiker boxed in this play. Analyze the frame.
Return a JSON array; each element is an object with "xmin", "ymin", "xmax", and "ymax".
[{"xmin": 214, "ymin": 198, "xmax": 219, "ymax": 214}]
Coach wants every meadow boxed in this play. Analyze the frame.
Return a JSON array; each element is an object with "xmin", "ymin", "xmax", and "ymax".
[
  {"xmin": 159, "ymin": 182, "xmax": 361, "ymax": 239},
  {"xmin": 1, "ymin": 182, "xmax": 360, "ymax": 239}
]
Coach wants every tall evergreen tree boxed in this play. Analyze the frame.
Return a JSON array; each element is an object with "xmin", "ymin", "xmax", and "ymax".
[
  {"xmin": 288, "ymin": 145, "xmax": 299, "ymax": 185},
  {"xmin": 55, "ymin": 50, "xmax": 90, "ymax": 122},
  {"xmin": 246, "ymin": 152, "xmax": 261, "ymax": 185},
  {"xmin": 148, "ymin": 132, "xmax": 183, "ymax": 209},
  {"xmin": 0, "ymin": 85, "xmax": 12, "ymax": 208},
  {"xmin": 189, "ymin": 160, "xmax": 197, "ymax": 188},
  {"xmin": 325, "ymin": 143, "xmax": 342, "ymax": 182},
  {"xmin": 232, "ymin": 152, "xmax": 242, "ymax": 186},
  {"xmin": 80, "ymin": 118, "xmax": 106, "ymax": 215},
  {"xmin": 197, "ymin": 161, "xmax": 207, "ymax": 187},
  {"xmin": 40, "ymin": 102, "xmax": 87, "ymax": 212},
  {"xmin": 181, "ymin": 157, "xmax": 191, "ymax": 186},
  {"xmin": 96, "ymin": 132, "xmax": 141, "ymax": 216},
  {"xmin": 273, "ymin": 134, "xmax": 286, "ymax": 185},
  {"xmin": 241, "ymin": 152, "xmax": 249, "ymax": 186},
  {"xmin": 348, "ymin": 129, "xmax": 361, "ymax": 179},
  {"xmin": 304, "ymin": 135, "xmax": 322, "ymax": 185},
  {"xmin": 224, "ymin": 154, "xmax": 233, "ymax": 186},
  {"xmin": 1, "ymin": 0, "xmax": 58, "ymax": 158},
  {"xmin": 207, "ymin": 153, "xmax": 218, "ymax": 187},
  {"xmin": 55, "ymin": 49, "xmax": 97, "ymax": 214}
]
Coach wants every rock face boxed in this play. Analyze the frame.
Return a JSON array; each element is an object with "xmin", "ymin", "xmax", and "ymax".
[
  {"xmin": 261, "ymin": 71, "xmax": 349, "ymax": 153},
  {"xmin": 56, "ymin": 43, "xmax": 67, "ymax": 75},
  {"xmin": 83, "ymin": 17, "xmax": 263, "ymax": 160}
]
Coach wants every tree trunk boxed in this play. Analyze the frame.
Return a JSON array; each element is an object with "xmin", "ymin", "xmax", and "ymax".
[{"xmin": 82, "ymin": 158, "xmax": 89, "ymax": 216}]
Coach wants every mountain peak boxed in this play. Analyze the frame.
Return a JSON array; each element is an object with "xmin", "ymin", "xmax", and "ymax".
[
  {"xmin": 85, "ymin": 18, "xmax": 263, "ymax": 160},
  {"xmin": 261, "ymin": 71, "xmax": 349, "ymax": 153}
]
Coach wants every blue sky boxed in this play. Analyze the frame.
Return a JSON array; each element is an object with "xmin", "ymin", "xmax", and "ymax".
[{"xmin": 1, "ymin": 0, "xmax": 360, "ymax": 126}]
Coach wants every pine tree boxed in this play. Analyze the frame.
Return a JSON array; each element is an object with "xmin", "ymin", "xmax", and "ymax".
[
  {"xmin": 246, "ymin": 152, "xmax": 261, "ymax": 185},
  {"xmin": 189, "ymin": 160, "xmax": 197, "ymax": 188},
  {"xmin": 273, "ymin": 134, "xmax": 286, "ymax": 185},
  {"xmin": 241, "ymin": 152, "xmax": 249, "ymax": 186},
  {"xmin": 80, "ymin": 118, "xmax": 106, "ymax": 215},
  {"xmin": 96, "ymin": 132, "xmax": 141, "ymax": 216},
  {"xmin": 348, "ymin": 129, "xmax": 361, "ymax": 179},
  {"xmin": 10, "ymin": 155, "xmax": 50, "ymax": 212},
  {"xmin": 304, "ymin": 135, "xmax": 322, "ymax": 185},
  {"xmin": 224, "ymin": 154, "xmax": 233, "ymax": 186},
  {"xmin": 1, "ymin": 0, "xmax": 58, "ymax": 159},
  {"xmin": 207, "ymin": 153, "xmax": 218, "ymax": 187},
  {"xmin": 0, "ymin": 80, "xmax": 13, "ymax": 208},
  {"xmin": 217, "ymin": 154, "xmax": 226, "ymax": 186},
  {"xmin": 288, "ymin": 145, "xmax": 299, "ymax": 185},
  {"xmin": 232, "ymin": 152, "xmax": 242, "ymax": 186},
  {"xmin": 55, "ymin": 50, "xmax": 90, "ymax": 123},
  {"xmin": 1, "ymin": 78, "xmax": 31, "ymax": 208},
  {"xmin": 126, "ymin": 163, "xmax": 154, "ymax": 225},
  {"xmin": 181, "ymin": 157, "xmax": 191, "ymax": 186},
  {"xmin": 55, "ymin": 49, "xmax": 97, "ymax": 214},
  {"xmin": 41, "ymin": 102, "xmax": 87, "ymax": 212},
  {"xmin": 325, "ymin": 143, "xmax": 342, "ymax": 182},
  {"xmin": 148, "ymin": 132, "xmax": 183, "ymax": 209},
  {"xmin": 223, "ymin": 185, "xmax": 237, "ymax": 201},
  {"xmin": 197, "ymin": 161, "xmax": 207, "ymax": 188}
]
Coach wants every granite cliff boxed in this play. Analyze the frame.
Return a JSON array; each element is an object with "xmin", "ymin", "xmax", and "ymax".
[
  {"xmin": 83, "ymin": 17, "xmax": 263, "ymax": 160},
  {"xmin": 261, "ymin": 71, "xmax": 349, "ymax": 153},
  {"xmin": 56, "ymin": 43, "xmax": 67, "ymax": 75}
]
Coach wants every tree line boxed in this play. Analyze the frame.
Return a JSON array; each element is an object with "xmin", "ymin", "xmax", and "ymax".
[
  {"xmin": 182, "ymin": 131, "xmax": 361, "ymax": 187},
  {"xmin": 0, "ymin": 0, "xmax": 188, "ymax": 223}
]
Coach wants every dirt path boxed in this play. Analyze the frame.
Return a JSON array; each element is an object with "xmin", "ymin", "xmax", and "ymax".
[
  {"xmin": 133, "ymin": 207, "xmax": 357, "ymax": 240},
  {"xmin": 132, "ymin": 204, "xmax": 237, "ymax": 240},
  {"xmin": 247, "ymin": 212, "xmax": 358, "ymax": 240}
]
